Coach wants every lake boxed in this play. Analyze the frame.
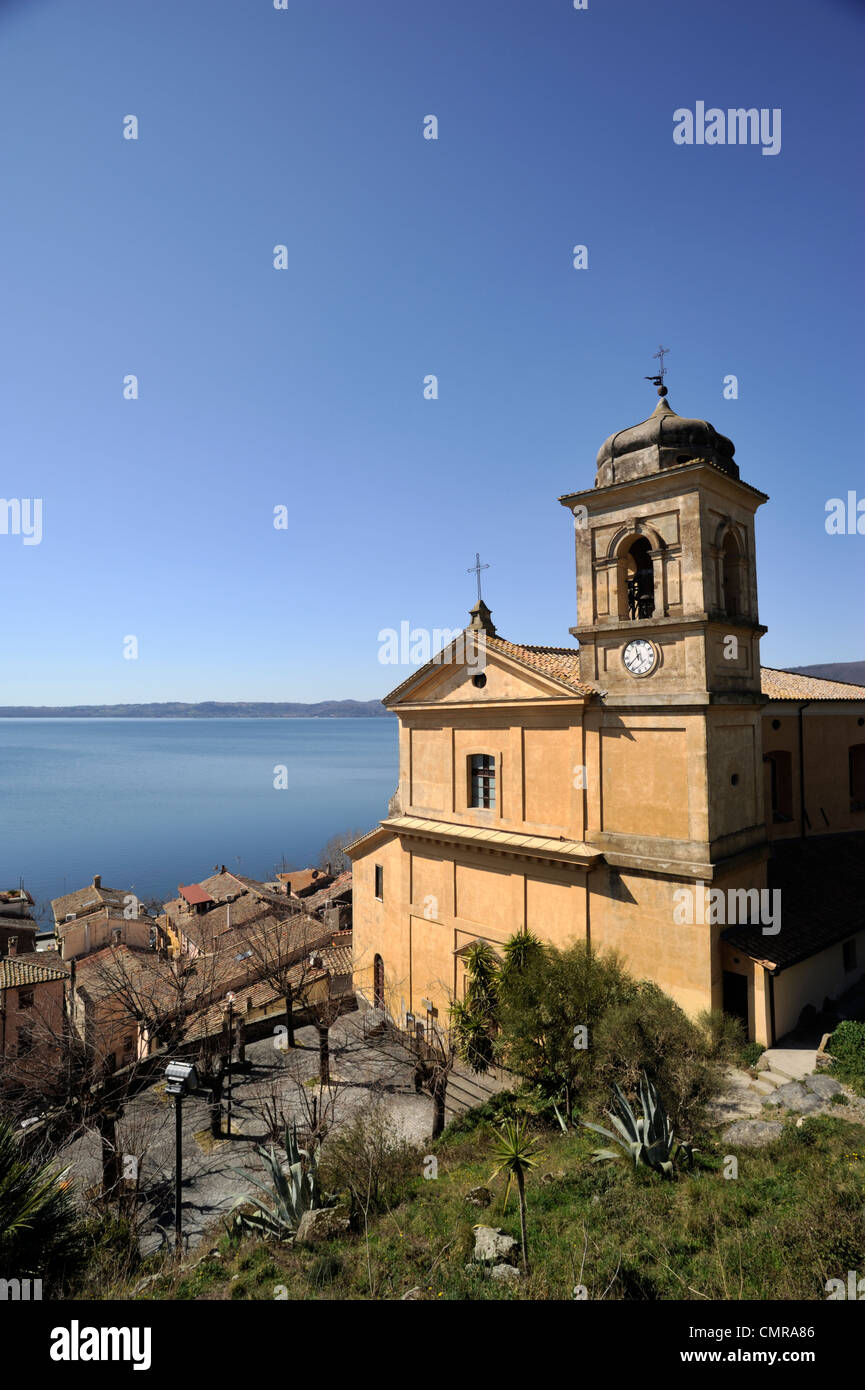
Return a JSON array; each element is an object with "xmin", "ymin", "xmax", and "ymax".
[{"xmin": 0, "ymin": 719, "xmax": 397, "ymax": 917}]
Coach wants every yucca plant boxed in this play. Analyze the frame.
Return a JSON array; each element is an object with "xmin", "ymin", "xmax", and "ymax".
[
  {"xmin": 451, "ymin": 941, "xmax": 500, "ymax": 1074},
  {"xmin": 488, "ymin": 1116, "xmax": 541, "ymax": 1274},
  {"xmin": 228, "ymin": 1123, "xmax": 335, "ymax": 1241},
  {"xmin": 582, "ymin": 1071, "xmax": 696, "ymax": 1178}
]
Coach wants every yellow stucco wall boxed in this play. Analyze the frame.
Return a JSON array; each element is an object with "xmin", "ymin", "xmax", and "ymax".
[{"xmin": 350, "ymin": 649, "xmax": 865, "ymax": 1043}]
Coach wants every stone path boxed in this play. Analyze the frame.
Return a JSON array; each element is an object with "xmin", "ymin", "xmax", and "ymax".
[{"xmin": 709, "ymin": 1043, "xmax": 864, "ymax": 1147}]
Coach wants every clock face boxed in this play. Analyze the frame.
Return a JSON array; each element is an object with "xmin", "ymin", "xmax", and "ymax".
[{"xmin": 622, "ymin": 638, "xmax": 656, "ymax": 676}]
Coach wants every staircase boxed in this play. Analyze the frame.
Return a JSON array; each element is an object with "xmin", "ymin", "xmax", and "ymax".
[{"xmin": 444, "ymin": 1060, "xmax": 514, "ymax": 1121}]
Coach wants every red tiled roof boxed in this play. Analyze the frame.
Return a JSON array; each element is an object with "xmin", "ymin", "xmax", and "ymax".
[{"xmin": 179, "ymin": 884, "xmax": 215, "ymax": 906}]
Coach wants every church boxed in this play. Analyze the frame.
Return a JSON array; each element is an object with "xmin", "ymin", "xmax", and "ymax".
[{"xmin": 349, "ymin": 383, "xmax": 865, "ymax": 1046}]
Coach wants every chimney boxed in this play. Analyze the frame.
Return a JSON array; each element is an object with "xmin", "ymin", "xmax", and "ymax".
[
  {"xmin": 326, "ymin": 862, "xmax": 332, "ymax": 876},
  {"xmin": 93, "ymin": 874, "xmax": 102, "ymax": 889},
  {"xmin": 7, "ymin": 936, "xmax": 17, "ymax": 955}
]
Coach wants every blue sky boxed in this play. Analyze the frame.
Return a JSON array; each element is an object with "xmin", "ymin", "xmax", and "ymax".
[{"xmin": 0, "ymin": 0, "xmax": 862, "ymax": 704}]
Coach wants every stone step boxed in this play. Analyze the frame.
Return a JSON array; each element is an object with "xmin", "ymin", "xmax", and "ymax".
[
  {"xmin": 757, "ymin": 1070, "xmax": 790, "ymax": 1088},
  {"xmin": 750, "ymin": 1079, "xmax": 776, "ymax": 1096}
]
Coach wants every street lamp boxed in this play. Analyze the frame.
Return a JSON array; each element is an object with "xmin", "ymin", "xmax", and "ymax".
[{"xmin": 164, "ymin": 1060, "xmax": 199, "ymax": 1255}]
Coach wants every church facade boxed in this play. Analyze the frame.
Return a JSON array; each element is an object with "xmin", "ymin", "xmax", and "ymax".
[{"xmin": 349, "ymin": 389, "xmax": 865, "ymax": 1045}]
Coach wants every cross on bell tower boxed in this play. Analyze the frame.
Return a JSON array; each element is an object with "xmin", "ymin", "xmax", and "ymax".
[{"xmin": 645, "ymin": 344, "xmax": 671, "ymax": 397}]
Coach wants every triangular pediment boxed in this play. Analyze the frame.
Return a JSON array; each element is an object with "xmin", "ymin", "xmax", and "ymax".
[{"xmin": 384, "ymin": 633, "xmax": 591, "ymax": 708}]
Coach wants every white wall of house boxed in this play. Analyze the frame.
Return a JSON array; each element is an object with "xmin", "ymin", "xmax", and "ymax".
[{"xmin": 773, "ymin": 931, "xmax": 865, "ymax": 1038}]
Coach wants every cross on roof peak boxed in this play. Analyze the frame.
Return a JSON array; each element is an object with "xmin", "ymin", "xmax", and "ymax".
[{"xmin": 467, "ymin": 552, "xmax": 490, "ymax": 604}]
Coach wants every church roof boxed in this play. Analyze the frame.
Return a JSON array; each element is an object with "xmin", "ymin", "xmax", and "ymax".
[
  {"xmin": 722, "ymin": 833, "xmax": 865, "ymax": 972},
  {"xmin": 483, "ymin": 636, "xmax": 595, "ymax": 695},
  {"xmin": 381, "ymin": 634, "xmax": 597, "ymax": 704},
  {"xmin": 383, "ymin": 636, "xmax": 865, "ymax": 706},
  {"xmin": 760, "ymin": 666, "xmax": 865, "ymax": 701}
]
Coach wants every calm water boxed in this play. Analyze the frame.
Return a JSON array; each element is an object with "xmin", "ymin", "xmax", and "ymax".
[{"xmin": 0, "ymin": 719, "xmax": 397, "ymax": 916}]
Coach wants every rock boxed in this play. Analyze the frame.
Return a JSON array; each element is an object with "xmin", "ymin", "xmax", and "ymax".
[
  {"xmin": 764, "ymin": 1081, "xmax": 811, "ymax": 1110},
  {"xmin": 465, "ymin": 1185, "xmax": 491, "ymax": 1208},
  {"xmin": 133, "ymin": 1273, "xmax": 161, "ymax": 1294},
  {"xmin": 804, "ymin": 1073, "xmax": 844, "ymax": 1101},
  {"xmin": 490, "ymin": 1262, "xmax": 521, "ymax": 1282},
  {"xmin": 473, "ymin": 1225, "xmax": 518, "ymax": 1264},
  {"xmin": 401, "ymin": 1286, "xmax": 422, "ymax": 1300},
  {"xmin": 295, "ymin": 1205, "xmax": 351, "ymax": 1244},
  {"xmin": 722, "ymin": 1118, "xmax": 784, "ymax": 1147},
  {"xmin": 541, "ymin": 1170, "xmax": 566, "ymax": 1184}
]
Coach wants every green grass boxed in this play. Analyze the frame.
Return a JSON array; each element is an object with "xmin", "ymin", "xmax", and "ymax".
[{"xmin": 85, "ymin": 1108, "xmax": 865, "ymax": 1302}]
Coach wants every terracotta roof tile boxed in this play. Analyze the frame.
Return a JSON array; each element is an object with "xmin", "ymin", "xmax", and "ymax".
[
  {"xmin": 760, "ymin": 667, "xmax": 865, "ymax": 701},
  {"xmin": 483, "ymin": 637, "xmax": 597, "ymax": 695},
  {"xmin": 0, "ymin": 953, "xmax": 70, "ymax": 988}
]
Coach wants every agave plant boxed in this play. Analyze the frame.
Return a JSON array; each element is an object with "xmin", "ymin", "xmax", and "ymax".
[
  {"xmin": 582, "ymin": 1072, "xmax": 696, "ymax": 1178},
  {"xmin": 229, "ymin": 1123, "xmax": 335, "ymax": 1240}
]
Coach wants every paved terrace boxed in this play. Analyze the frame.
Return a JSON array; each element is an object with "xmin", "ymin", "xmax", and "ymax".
[{"xmin": 62, "ymin": 1012, "xmax": 433, "ymax": 1258}]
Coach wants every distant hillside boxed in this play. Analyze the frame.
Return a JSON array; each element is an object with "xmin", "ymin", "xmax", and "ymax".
[
  {"xmin": 0, "ymin": 700, "xmax": 393, "ymax": 719},
  {"xmin": 788, "ymin": 660, "xmax": 865, "ymax": 686}
]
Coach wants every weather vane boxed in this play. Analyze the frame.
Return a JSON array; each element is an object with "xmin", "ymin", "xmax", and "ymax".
[
  {"xmin": 467, "ymin": 552, "xmax": 489, "ymax": 604},
  {"xmin": 645, "ymin": 344, "xmax": 670, "ymax": 396}
]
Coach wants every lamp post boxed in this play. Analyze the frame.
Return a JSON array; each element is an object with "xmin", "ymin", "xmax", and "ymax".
[
  {"xmin": 224, "ymin": 992, "xmax": 236, "ymax": 1138},
  {"xmin": 164, "ymin": 1060, "xmax": 199, "ymax": 1255}
]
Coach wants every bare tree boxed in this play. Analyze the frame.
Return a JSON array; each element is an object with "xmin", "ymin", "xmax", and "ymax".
[
  {"xmin": 317, "ymin": 828, "xmax": 367, "ymax": 875},
  {"xmin": 237, "ymin": 914, "xmax": 329, "ymax": 1050}
]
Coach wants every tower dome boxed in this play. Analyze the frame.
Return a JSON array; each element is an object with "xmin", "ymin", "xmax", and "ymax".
[{"xmin": 595, "ymin": 393, "xmax": 737, "ymax": 488}]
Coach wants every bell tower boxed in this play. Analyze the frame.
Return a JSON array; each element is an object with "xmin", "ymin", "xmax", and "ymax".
[
  {"xmin": 560, "ymin": 381, "xmax": 768, "ymax": 703},
  {"xmin": 559, "ymin": 374, "xmax": 770, "ymax": 875}
]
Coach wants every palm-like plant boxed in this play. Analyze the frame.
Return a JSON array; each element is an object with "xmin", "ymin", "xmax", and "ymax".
[
  {"xmin": 0, "ymin": 1117, "xmax": 82, "ymax": 1284},
  {"xmin": 488, "ymin": 1117, "xmax": 541, "ymax": 1275},
  {"xmin": 451, "ymin": 941, "xmax": 501, "ymax": 1074},
  {"xmin": 229, "ymin": 1123, "xmax": 335, "ymax": 1240},
  {"xmin": 500, "ymin": 930, "xmax": 543, "ymax": 985},
  {"xmin": 582, "ymin": 1072, "xmax": 696, "ymax": 1178}
]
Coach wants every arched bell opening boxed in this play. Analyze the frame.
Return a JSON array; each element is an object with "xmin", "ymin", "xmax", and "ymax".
[{"xmin": 617, "ymin": 535, "xmax": 656, "ymax": 620}]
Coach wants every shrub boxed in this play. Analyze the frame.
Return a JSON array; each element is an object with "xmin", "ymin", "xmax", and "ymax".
[
  {"xmin": 698, "ymin": 1008, "xmax": 748, "ymax": 1063},
  {"xmin": 496, "ymin": 942, "xmax": 637, "ymax": 1119},
  {"xmin": 592, "ymin": 984, "xmax": 722, "ymax": 1139},
  {"xmin": 828, "ymin": 1020, "xmax": 865, "ymax": 1092},
  {"xmin": 319, "ymin": 1100, "xmax": 421, "ymax": 1217},
  {"xmin": 740, "ymin": 1041, "xmax": 767, "ymax": 1071}
]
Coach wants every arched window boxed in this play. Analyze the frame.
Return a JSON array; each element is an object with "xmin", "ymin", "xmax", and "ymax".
[
  {"xmin": 722, "ymin": 531, "xmax": 743, "ymax": 616},
  {"xmin": 849, "ymin": 744, "xmax": 865, "ymax": 812},
  {"xmin": 619, "ymin": 536, "xmax": 655, "ymax": 620},
  {"xmin": 764, "ymin": 750, "xmax": 793, "ymax": 822}
]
